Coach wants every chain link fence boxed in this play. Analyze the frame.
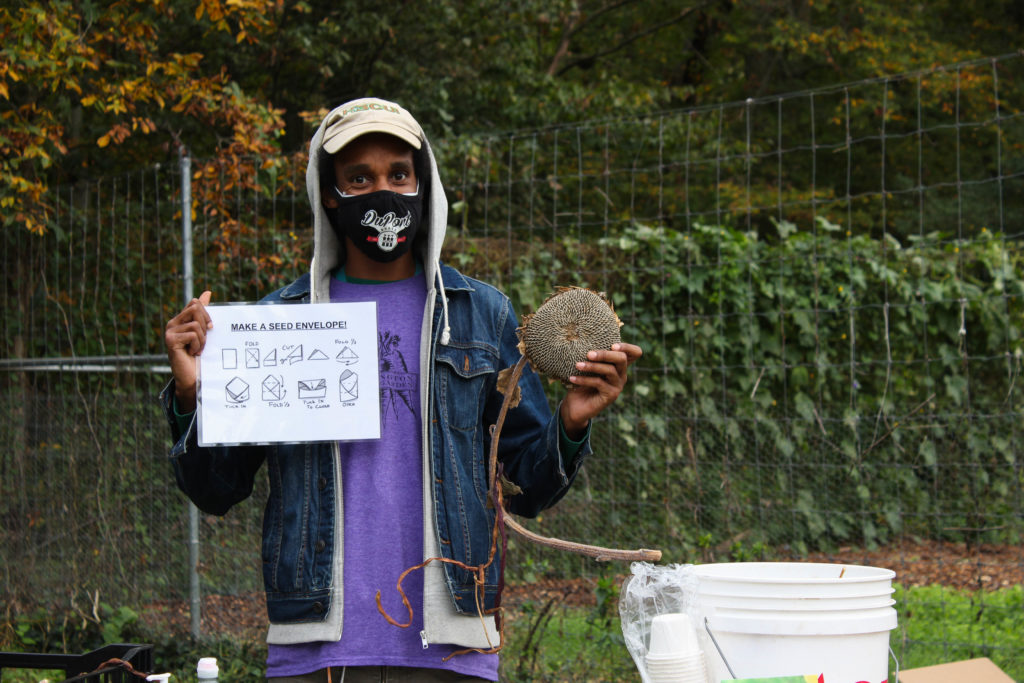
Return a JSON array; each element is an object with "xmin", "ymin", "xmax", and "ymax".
[{"xmin": 3, "ymin": 54, "xmax": 1023, "ymax": 672}]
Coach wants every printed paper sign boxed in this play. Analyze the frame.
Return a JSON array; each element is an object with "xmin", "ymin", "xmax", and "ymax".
[{"xmin": 197, "ymin": 302, "xmax": 380, "ymax": 445}]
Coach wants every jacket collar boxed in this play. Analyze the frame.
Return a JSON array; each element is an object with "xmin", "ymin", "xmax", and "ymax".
[
  {"xmin": 280, "ymin": 264, "xmax": 471, "ymax": 300},
  {"xmin": 280, "ymin": 273, "xmax": 311, "ymax": 300},
  {"xmin": 437, "ymin": 263, "xmax": 475, "ymax": 293}
]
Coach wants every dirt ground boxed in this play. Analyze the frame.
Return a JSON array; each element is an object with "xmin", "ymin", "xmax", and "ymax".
[{"xmin": 140, "ymin": 538, "xmax": 1022, "ymax": 640}]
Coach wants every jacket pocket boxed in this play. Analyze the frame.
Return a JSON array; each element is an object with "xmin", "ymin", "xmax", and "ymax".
[{"xmin": 434, "ymin": 345, "xmax": 496, "ymax": 431}]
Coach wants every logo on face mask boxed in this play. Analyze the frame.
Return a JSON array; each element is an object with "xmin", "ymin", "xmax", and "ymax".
[
  {"xmin": 325, "ymin": 187, "xmax": 423, "ymax": 263},
  {"xmin": 361, "ymin": 210, "xmax": 411, "ymax": 252}
]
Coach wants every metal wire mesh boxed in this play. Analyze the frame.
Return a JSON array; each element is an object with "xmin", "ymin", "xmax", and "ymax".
[{"xmin": 2, "ymin": 54, "xmax": 1022, "ymax": 671}]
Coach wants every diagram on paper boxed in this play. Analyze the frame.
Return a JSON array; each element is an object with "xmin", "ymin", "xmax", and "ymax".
[
  {"xmin": 339, "ymin": 370, "xmax": 358, "ymax": 402},
  {"xmin": 199, "ymin": 301, "xmax": 380, "ymax": 445},
  {"xmin": 282, "ymin": 345, "xmax": 303, "ymax": 365},
  {"xmin": 336, "ymin": 347, "xmax": 358, "ymax": 364},
  {"xmin": 221, "ymin": 344, "xmax": 365, "ymax": 405},
  {"xmin": 225, "ymin": 377, "xmax": 250, "ymax": 403},
  {"xmin": 262, "ymin": 375, "xmax": 285, "ymax": 401}
]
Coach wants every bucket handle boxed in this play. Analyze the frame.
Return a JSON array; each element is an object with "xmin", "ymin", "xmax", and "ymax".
[
  {"xmin": 703, "ymin": 617, "xmax": 737, "ymax": 679},
  {"xmin": 704, "ymin": 617, "xmax": 903, "ymax": 683}
]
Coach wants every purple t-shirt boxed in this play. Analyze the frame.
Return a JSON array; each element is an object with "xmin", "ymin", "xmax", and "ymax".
[{"xmin": 265, "ymin": 272, "xmax": 498, "ymax": 680}]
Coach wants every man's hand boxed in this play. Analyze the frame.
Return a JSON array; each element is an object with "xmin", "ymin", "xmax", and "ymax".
[
  {"xmin": 164, "ymin": 290, "xmax": 213, "ymax": 412},
  {"xmin": 558, "ymin": 342, "xmax": 643, "ymax": 440}
]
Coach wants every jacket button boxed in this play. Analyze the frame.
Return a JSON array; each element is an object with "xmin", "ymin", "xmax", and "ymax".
[
  {"xmin": 317, "ymin": 476, "xmax": 327, "ymax": 490},
  {"xmin": 315, "ymin": 539, "xmax": 326, "ymax": 552},
  {"xmin": 312, "ymin": 601, "xmax": 324, "ymax": 614}
]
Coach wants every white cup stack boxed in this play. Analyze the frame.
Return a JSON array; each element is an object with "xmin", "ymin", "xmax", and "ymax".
[{"xmin": 645, "ymin": 613, "xmax": 708, "ymax": 683}]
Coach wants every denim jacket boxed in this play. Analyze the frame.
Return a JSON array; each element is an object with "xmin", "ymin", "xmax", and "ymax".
[{"xmin": 160, "ymin": 263, "xmax": 591, "ymax": 647}]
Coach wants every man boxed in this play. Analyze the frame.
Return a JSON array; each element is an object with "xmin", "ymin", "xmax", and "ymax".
[{"xmin": 161, "ymin": 98, "xmax": 642, "ymax": 682}]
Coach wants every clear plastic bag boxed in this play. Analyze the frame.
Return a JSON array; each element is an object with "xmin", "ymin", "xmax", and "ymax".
[{"xmin": 618, "ymin": 562, "xmax": 701, "ymax": 683}]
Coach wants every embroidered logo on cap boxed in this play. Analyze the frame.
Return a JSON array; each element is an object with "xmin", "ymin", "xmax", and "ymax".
[{"xmin": 334, "ymin": 102, "xmax": 401, "ymax": 120}]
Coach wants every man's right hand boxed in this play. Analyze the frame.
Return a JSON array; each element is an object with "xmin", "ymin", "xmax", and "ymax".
[{"xmin": 164, "ymin": 290, "xmax": 213, "ymax": 413}]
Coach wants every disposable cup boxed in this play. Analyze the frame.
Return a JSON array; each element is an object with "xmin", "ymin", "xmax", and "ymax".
[
  {"xmin": 647, "ymin": 656, "xmax": 704, "ymax": 670},
  {"xmin": 646, "ymin": 651, "xmax": 704, "ymax": 666},
  {"xmin": 648, "ymin": 669, "xmax": 705, "ymax": 682},
  {"xmin": 647, "ymin": 662, "xmax": 705, "ymax": 676},
  {"xmin": 646, "ymin": 660, "xmax": 707, "ymax": 683},
  {"xmin": 646, "ymin": 651, "xmax": 707, "ymax": 680},
  {"xmin": 648, "ymin": 613, "xmax": 700, "ymax": 657},
  {"xmin": 647, "ymin": 669, "xmax": 705, "ymax": 683}
]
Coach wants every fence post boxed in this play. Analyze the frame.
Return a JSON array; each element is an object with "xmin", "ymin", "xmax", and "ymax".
[{"xmin": 179, "ymin": 146, "xmax": 201, "ymax": 640}]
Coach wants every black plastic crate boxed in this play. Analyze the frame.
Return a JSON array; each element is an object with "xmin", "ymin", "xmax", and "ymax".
[{"xmin": 0, "ymin": 643, "xmax": 153, "ymax": 682}]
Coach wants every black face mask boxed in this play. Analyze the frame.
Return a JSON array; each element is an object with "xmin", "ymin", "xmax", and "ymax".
[{"xmin": 325, "ymin": 186, "xmax": 422, "ymax": 263}]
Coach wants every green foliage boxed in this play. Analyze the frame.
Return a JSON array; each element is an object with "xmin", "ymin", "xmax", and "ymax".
[
  {"xmin": 0, "ymin": 0, "xmax": 285, "ymax": 234},
  {"xmin": 894, "ymin": 583, "xmax": 1024, "ymax": 680},
  {"xmin": 2, "ymin": 600, "xmax": 139, "ymax": 655},
  {"xmin": 494, "ymin": 219, "xmax": 1024, "ymax": 559},
  {"xmin": 499, "ymin": 583, "xmax": 1024, "ymax": 682},
  {"xmin": 0, "ymin": 603, "xmax": 267, "ymax": 682},
  {"xmin": 7, "ymin": 0, "xmax": 1024, "ymax": 237},
  {"xmin": 144, "ymin": 632, "xmax": 267, "ymax": 681},
  {"xmin": 503, "ymin": 571, "xmax": 635, "ymax": 682},
  {"xmin": 2, "ymin": 583, "xmax": 1020, "ymax": 682}
]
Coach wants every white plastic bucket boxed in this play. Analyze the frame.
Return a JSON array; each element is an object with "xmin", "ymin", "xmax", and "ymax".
[
  {"xmin": 700, "ymin": 591, "xmax": 895, "ymax": 612},
  {"xmin": 693, "ymin": 562, "xmax": 896, "ymax": 683}
]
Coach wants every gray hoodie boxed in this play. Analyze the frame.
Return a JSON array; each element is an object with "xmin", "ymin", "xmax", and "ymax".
[{"xmin": 267, "ymin": 98, "xmax": 497, "ymax": 649}]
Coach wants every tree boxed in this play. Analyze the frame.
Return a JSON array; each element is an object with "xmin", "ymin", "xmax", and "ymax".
[
  {"xmin": 4, "ymin": 0, "xmax": 1022, "ymax": 236},
  {"xmin": 0, "ymin": 0, "xmax": 284, "ymax": 234}
]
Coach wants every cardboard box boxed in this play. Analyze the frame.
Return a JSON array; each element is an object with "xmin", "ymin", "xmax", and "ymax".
[{"xmin": 898, "ymin": 657, "xmax": 1014, "ymax": 683}]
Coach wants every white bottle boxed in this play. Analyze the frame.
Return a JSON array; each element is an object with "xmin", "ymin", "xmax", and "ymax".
[{"xmin": 197, "ymin": 657, "xmax": 219, "ymax": 681}]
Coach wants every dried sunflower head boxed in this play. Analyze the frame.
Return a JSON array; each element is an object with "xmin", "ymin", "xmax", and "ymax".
[{"xmin": 517, "ymin": 286, "xmax": 623, "ymax": 385}]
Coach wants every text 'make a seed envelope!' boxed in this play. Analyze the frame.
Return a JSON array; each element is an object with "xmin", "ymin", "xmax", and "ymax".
[{"xmin": 197, "ymin": 302, "xmax": 380, "ymax": 446}]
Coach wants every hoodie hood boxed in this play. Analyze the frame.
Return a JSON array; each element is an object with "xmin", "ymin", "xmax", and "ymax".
[{"xmin": 306, "ymin": 98, "xmax": 449, "ymax": 309}]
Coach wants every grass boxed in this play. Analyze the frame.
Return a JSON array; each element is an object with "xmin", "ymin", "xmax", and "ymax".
[
  {"xmin": 893, "ymin": 583, "xmax": 1024, "ymax": 680},
  {"xmin": 1, "ymin": 585, "xmax": 1021, "ymax": 682},
  {"xmin": 498, "ymin": 583, "xmax": 1024, "ymax": 682}
]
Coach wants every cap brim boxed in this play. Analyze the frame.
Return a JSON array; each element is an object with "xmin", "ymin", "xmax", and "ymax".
[{"xmin": 322, "ymin": 122, "xmax": 422, "ymax": 154}]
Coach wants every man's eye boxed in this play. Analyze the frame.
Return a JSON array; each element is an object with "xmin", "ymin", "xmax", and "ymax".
[
  {"xmin": 393, "ymin": 171, "xmax": 409, "ymax": 181},
  {"xmin": 351, "ymin": 174, "xmax": 369, "ymax": 184}
]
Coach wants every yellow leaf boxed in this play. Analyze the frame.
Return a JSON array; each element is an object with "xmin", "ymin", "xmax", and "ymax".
[
  {"xmin": 81, "ymin": 95, "xmax": 96, "ymax": 106},
  {"xmin": 0, "ymin": 82, "xmax": 8, "ymax": 99},
  {"xmin": 236, "ymin": 30, "xmax": 246, "ymax": 43},
  {"xmin": 97, "ymin": 134, "xmax": 110, "ymax": 148}
]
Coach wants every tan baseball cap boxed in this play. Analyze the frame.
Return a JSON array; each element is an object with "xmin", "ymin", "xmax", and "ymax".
[{"xmin": 321, "ymin": 98, "xmax": 423, "ymax": 154}]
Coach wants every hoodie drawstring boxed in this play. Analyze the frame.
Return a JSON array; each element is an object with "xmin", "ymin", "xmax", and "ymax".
[{"xmin": 435, "ymin": 263, "xmax": 451, "ymax": 345}]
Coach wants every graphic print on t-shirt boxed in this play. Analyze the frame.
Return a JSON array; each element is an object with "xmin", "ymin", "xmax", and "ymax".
[{"xmin": 379, "ymin": 329, "xmax": 417, "ymax": 425}]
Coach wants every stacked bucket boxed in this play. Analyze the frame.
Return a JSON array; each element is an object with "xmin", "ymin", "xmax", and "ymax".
[{"xmin": 693, "ymin": 562, "xmax": 897, "ymax": 683}]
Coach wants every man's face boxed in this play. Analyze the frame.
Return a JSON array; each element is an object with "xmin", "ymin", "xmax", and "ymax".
[{"xmin": 327, "ymin": 132, "xmax": 417, "ymax": 202}]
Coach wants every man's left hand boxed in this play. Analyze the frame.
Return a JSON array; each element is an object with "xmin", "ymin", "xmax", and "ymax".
[{"xmin": 559, "ymin": 342, "xmax": 643, "ymax": 440}]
